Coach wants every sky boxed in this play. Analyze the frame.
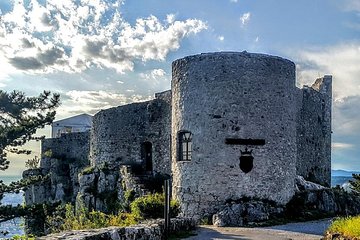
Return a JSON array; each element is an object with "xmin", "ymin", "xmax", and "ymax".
[{"xmin": 0, "ymin": 0, "xmax": 359, "ymax": 176}]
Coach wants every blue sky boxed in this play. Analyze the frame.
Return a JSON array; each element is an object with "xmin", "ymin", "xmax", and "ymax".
[{"xmin": 0, "ymin": 0, "xmax": 359, "ymax": 175}]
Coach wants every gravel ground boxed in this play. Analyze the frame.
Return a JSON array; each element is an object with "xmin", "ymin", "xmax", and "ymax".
[{"xmin": 185, "ymin": 219, "xmax": 333, "ymax": 240}]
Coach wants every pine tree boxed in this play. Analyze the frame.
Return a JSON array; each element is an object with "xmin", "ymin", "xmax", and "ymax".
[
  {"xmin": 349, "ymin": 174, "xmax": 360, "ymax": 192},
  {"xmin": 0, "ymin": 90, "xmax": 60, "ymax": 171}
]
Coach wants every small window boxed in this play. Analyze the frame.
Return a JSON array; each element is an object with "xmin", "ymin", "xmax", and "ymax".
[{"xmin": 178, "ymin": 130, "xmax": 192, "ymax": 161}]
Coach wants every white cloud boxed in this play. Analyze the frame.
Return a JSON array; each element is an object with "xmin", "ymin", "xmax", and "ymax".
[
  {"xmin": 295, "ymin": 43, "xmax": 360, "ymax": 101},
  {"xmin": 332, "ymin": 142, "xmax": 354, "ymax": 149},
  {"xmin": 293, "ymin": 43, "xmax": 360, "ymax": 137},
  {"xmin": 255, "ymin": 36, "xmax": 259, "ymax": 42},
  {"xmin": 60, "ymin": 90, "xmax": 152, "ymax": 116},
  {"xmin": 139, "ymin": 68, "xmax": 168, "ymax": 87},
  {"xmin": 218, "ymin": 35, "xmax": 225, "ymax": 41},
  {"xmin": 343, "ymin": 0, "xmax": 360, "ymax": 12},
  {"xmin": 240, "ymin": 12, "xmax": 251, "ymax": 26},
  {"xmin": 333, "ymin": 96, "xmax": 360, "ymax": 136},
  {"xmin": 0, "ymin": 0, "xmax": 207, "ymax": 74},
  {"xmin": 230, "ymin": 0, "xmax": 238, "ymax": 3},
  {"xmin": 166, "ymin": 14, "xmax": 176, "ymax": 24}
]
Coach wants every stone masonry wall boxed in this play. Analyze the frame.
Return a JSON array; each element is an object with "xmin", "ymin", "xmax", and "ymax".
[
  {"xmin": 90, "ymin": 92, "xmax": 171, "ymax": 176},
  {"xmin": 171, "ymin": 52, "xmax": 298, "ymax": 220},
  {"xmin": 296, "ymin": 76, "xmax": 332, "ymax": 186},
  {"xmin": 150, "ymin": 90, "xmax": 172, "ymax": 175},
  {"xmin": 41, "ymin": 131, "xmax": 90, "ymax": 164}
]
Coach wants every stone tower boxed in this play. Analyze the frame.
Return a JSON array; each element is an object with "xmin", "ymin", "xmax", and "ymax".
[{"xmin": 171, "ymin": 52, "xmax": 299, "ymax": 219}]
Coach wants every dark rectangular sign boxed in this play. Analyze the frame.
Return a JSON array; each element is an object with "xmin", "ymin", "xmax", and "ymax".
[{"xmin": 225, "ymin": 138, "xmax": 265, "ymax": 145}]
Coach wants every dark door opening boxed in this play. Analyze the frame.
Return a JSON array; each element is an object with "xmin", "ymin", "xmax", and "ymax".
[{"xmin": 141, "ymin": 142, "xmax": 153, "ymax": 172}]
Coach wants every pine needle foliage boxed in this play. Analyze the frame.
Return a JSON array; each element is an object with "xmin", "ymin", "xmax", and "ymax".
[
  {"xmin": 349, "ymin": 174, "xmax": 360, "ymax": 192},
  {"xmin": 0, "ymin": 90, "xmax": 60, "ymax": 170}
]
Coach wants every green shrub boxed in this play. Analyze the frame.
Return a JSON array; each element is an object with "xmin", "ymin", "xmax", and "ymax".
[
  {"xmin": 130, "ymin": 193, "xmax": 180, "ymax": 219},
  {"xmin": 43, "ymin": 149, "xmax": 53, "ymax": 158},
  {"xmin": 11, "ymin": 235, "xmax": 36, "ymax": 240},
  {"xmin": 327, "ymin": 215, "xmax": 360, "ymax": 238},
  {"xmin": 125, "ymin": 190, "xmax": 136, "ymax": 203},
  {"xmin": 80, "ymin": 166, "xmax": 95, "ymax": 175},
  {"xmin": 46, "ymin": 203, "xmax": 138, "ymax": 232}
]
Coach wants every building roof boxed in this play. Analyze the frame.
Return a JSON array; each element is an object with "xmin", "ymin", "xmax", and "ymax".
[{"xmin": 52, "ymin": 113, "xmax": 93, "ymax": 127}]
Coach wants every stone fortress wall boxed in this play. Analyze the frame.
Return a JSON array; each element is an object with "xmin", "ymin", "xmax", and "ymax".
[
  {"xmin": 89, "ymin": 90, "xmax": 171, "ymax": 175},
  {"xmin": 296, "ymin": 76, "xmax": 332, "ymax": 187},
  {"xmin": 25, "ymin": 51, "xmax": 331, "ymax": 222}
]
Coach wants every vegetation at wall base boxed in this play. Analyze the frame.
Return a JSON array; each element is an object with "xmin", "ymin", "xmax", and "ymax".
[
  {"xmin": 45, "ymin": 193, "xmax": 180, "ymax": 233},
  {"xmin": 325, "ymin": 215, "xmax": 360, "ymax": 239},
  {"xmin": 46, "ymin": 203, "xmax": 138, "ymax": 232},
  {"xmin": 80, "ymin": 165, "xmax": 95, "ymax": 175},
  {"xmin": 130, "ymin": 193, "xmax": 180, "ymax": 219},
  {"xmin": 10, "ymin": 234, "xmax": 36, "ymax": 240}
]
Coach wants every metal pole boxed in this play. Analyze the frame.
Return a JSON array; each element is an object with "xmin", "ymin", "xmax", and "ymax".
[{"xmin": 164, "ymin": 179, "xmax": 171, "ymax": 239}]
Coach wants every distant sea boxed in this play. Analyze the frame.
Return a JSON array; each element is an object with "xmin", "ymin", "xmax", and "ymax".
[{"xmin": 0, "ymin": 176, "xmax": 24, "ymax": 239}]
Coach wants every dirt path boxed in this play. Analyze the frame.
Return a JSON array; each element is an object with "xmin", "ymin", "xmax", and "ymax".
[{"xmin": 185, "ymin": 219, "xmax": 332, "ymax": 240}]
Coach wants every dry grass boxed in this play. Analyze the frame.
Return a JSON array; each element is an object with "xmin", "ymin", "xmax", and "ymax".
[{"xmin": 327, "ymin": 215, "xmax": 360, "ymax": 238}]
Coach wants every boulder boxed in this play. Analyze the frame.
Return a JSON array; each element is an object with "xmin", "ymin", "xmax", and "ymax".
[
  {"xmin": 295, "ymin": 175, "xmax": 326, "ymax": 191},
  {"xmin": 213, "ymin": 199, "xmax": 284, "ymax": 227}
]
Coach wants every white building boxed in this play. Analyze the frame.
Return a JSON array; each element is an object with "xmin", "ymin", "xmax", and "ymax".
[{"xmin": 51, "ymin": 113, "xmax": 93, "ymax": 138}]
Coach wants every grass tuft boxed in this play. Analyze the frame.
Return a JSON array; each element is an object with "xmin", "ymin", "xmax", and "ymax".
[{"xmin": 327, "ymin": 215, "xmax": 360, "ymax": 238}]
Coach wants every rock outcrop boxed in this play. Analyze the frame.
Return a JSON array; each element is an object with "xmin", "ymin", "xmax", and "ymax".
[
  {"xmin": 212, "ymin": 187, "xmax": 360, "ymax": 227},
  {"xmin": 286, "ymin": 188, "xmax": 360, "ymax": 219},
  {"xmin": 23, "ymin": 132, "xmax": 90, "ymax": 205},
  {"xmin": 38, "ymin": 218, "xmax": 195, "ymax": 240},
  {"xmin": 295, "ymin": 175, "xmax": 326, "ymax": 192},
  {"xmin": 212, "ymin": 199, "xmax": 284, "ymax": 227}
]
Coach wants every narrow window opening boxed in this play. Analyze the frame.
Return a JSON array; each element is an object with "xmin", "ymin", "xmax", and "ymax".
[
  {"xmin": 141, "ymin": 141, "xmax": 153, "ymax": 172},
  {"xmin": 178, "ymin": 131, "xmax": 192, "ymax": 161}
]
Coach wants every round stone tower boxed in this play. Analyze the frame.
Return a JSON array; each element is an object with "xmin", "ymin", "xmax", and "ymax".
[{"xmin": 171, "ymin": 52, "xmax": 297, "ymax": 220}]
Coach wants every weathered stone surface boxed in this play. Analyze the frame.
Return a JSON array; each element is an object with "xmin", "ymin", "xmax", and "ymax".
[
  {"xmin": 89, "ymin": 91, "xmax": 171, "ymax": 176},
  {"xmin": 23, "ymin": 132, "xmax": 90, "ymax": 205},
  {"xmin": 295, "ymin": 175, "xmax": 326, "ymax": 192},
  {"xmin": 38, "ymin": 218, "xmax": 196, "ymax": 240},
  {"xmin": 42, "ymin": 132, "xmax": 90, "ymax": 163},
  {"xmin": 172, "ymin": 52, "xmax": 298, "ymax": 220},
  {"xmin": 213, "ymin": 199, "xmax": 284, "ymax": 227},
  {"xmin": 296, "ymin": 76, "xmax": 332, "ymax": 187},
  {"xmin": 22, "ymin": 169, "xmax": 51, "ymax": 205},
  {"xmin": 24, "ymin": 183, "xmax": 49, "ymax": 205},
  {"xmin": 286, "ymin": 188, "xmax": 360, "ymax": 219},
  {"xmin": 171, "ymin": 52, "xmax": 332, "ymax": 220},
  {"xmin": 98, "ymin": 171, "xmax": 117, "ymax": 194}
]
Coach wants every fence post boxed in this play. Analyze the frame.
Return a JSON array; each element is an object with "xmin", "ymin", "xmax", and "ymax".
[{"xmin": 164, "ymin": 179, "xmax": 171, "ymax": 239}]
